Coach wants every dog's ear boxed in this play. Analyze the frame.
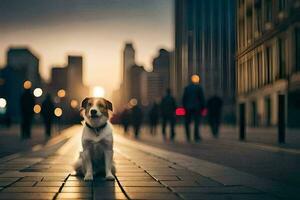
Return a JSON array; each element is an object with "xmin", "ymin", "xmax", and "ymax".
[
  {"xmin": 105, "ymin": 99, "xmax": 113, "ymax": 111},
  {"xmin": 80, "ymin": 97, "xmax": 90, "ymax": 110}
]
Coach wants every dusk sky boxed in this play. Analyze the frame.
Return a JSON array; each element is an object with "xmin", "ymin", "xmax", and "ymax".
[{"xmin": 0, "ymin": 0, "xmax": 174, "ymax": 95}]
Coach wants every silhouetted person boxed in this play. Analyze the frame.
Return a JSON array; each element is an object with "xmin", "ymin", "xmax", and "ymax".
[
  {"xmin": 131, "ymin": 103, "xmax": 143, "ymax": 138},
  {"xmin": 148, "ymin": 102, "xmax": 160, "ymax": 135},
  {"xmin": 120, "ymin": 107, "xmax": 131, "ymax": 134},
  {"xmin": 160, "ymin": 89, "xmax": 177, "ymax": 141},
  {"xmin": 20, "ymin": 89, "xmax": 35, "ymax": 139},
  {"xmin": 41, "ymin": 94, "xmax": 55, "ymax": 137},
  {"xmin": 182, "ymin": 75, "xmax": 205, "ymax": 142},
  {"xmin": 207, "ymin": 95, "xmax": 223, "ymax": 138}
]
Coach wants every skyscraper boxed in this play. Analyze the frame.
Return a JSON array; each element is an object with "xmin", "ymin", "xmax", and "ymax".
[
  {"xmin": 122, "ymin": 43, "xmax": 136, "ymax": 103},
  {"xmin": 175, "ymin": 0, "xmax": 236, "ymax": 122}
]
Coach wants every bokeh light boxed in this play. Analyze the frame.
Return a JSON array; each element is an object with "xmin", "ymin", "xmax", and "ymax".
[
  {"xmin": 33, "ymin": 88, "xmax": 43, "ymax": 97},
  {"xmin": 33, "ymin": 104, "xmax": 41, "ymax": 114},
  {"xmin": 0, "ymin": 98, "xmax": 7, "ymax": 108},
  {"xmin": 129, "ymin": 98, "xmax": 138, "ymax": 106},
  {"xmin": 191, "ymin": 74, "xmax": 200, "ymax": 84},
  {"xmin": 54, "ymin": 108, "xmax": 63, "ymax": 117},
  {"xmin": 93, "ymin": 86, "xmax": 105, "ymax": 97},
  {"xmin": 70, "ymin": 99, "xmax": 79, "ymax": 108},
  {"xmin": 23, "ymin": 80, "xmax": 32, "ymax": 89},
  {"xmin": 57, "ymin": 89, "xmax": 66, "ymax": 98}
]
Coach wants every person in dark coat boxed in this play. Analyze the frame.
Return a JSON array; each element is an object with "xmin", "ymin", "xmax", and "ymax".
[
  {"xmin": 160, "ymin": 89, "xmax": 177, "ymax": 141},
  {"xmin": 207, "ymin": 95, "xmax": 223, "ymax": 138},
  {"xmin": 148, "ymin": 102, "xmax": 160, "ymax": 135},
  {"xmin": 20, "ymin": 88, "xmax": 35, "ymax": 139},
  {"xmin": 182, "ymin": 75, "xmax": 205, "ymax": 142},
  {"xmin": 41, "ymin": 94, "xmax": 55, "ymax": 137},
  {"xmin": 131, "ymin": 102, "xmax": 143, "ymax": 139},
  {"xmin": 120, "ymin": 107, "xmax": 131, "ymax": 134}
]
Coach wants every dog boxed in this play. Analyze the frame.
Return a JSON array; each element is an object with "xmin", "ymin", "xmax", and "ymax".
[{"xmin": 74, "ymin": 97, "xmax": 115, "ymax": 181}]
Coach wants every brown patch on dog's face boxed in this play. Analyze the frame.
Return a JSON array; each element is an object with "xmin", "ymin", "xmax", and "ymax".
[{"xmin": 81, "ymin": 97, "xmax": 113, "ymax": 118}]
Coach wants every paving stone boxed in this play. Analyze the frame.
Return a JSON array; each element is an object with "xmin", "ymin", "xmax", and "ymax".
[
  {"xmin": 35, "ymin": 181, "xmax": 63, "ymax": 187},
  {"xmin": 1, "ymin": 186, "xmax": 60, "ymax": 193},
  {"xmin": 64, "ymin": 181, "xmax": 92, "ymax": 187},
  {"xmin": 56, "ymin": 192, "xmax": 92, "ymax": 199},
  {"xmin": 180, "ymin": 193, "xmax": 279, "ymax": 200},
  {"xmin": 0, "ymin": 181, "xmax": 15, "ymax": 187},
  {"xmin": 161, "ymin": 181, "xmax": 200, "ymax": 187},
  {"xmin": 93, "ymin": 181, "xmax": 118, "ymax": 187},
  {"xmin": 0, "ymin": 192, "xmax": 55, "ymax": 199},
  {"xmin": 127, "ymin": 192, "xmax": 181, "ymax": 200},
  {"xmin": 172, "ymin": 186, "xmax": 262, "ymax": 194},
  {"xmin": 123, "ymin": 186, "xmax": 171, "ymax": 193},
  {"xmin": 152, "ymin": 176, "xmax": 180, "ymax": 181},
  {"xmin": 116, "ymin": 176, "xmax": 153, "ymax": 181},
  {"xmin": 61, "ymin": 186, "xmax": 92, "ymax": 193},
  {"xmin": 20, "ymin": 177, "xmax": 43, "ymax": 181},
  {"xmin": 119, "ymin": 181, "xmax": 162, "ymax": 187},
  {"xmin": 0, "ymin": 178, "xmax": 19, "ymax": 182},
  {"xmin": 115, "ymin": 173, "xmax": 150, "ymax": 177},
  {"xmin": 93, "ymin": 186, "xmax": 122, "ymax": 193},
  {"xmin": 11, "ymin": 181, "xmax": 36, "ymax": 187},
  {"xmin": 93, "ymin": 191, "xmax": 127, "ymax": 200},
  {"xmin": 42, "ymin": 176, "xmax": 67, "ymax": 181}
]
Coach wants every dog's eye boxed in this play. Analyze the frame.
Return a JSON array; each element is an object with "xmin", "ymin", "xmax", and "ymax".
[{"xmin": 87, "ymin": 103, "xmax": 92, "ymax": 106}]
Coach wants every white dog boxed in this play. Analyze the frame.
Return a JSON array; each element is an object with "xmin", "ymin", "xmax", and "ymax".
[{"xmin": 74, "ymin": 97, "xmax": 115, "ymax": 181}]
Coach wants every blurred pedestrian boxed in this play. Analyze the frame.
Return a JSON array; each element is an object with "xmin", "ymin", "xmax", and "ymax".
[
  {"xmin": 182, "ymin": 75, "xmax": 205, "ymax": 142},
  {"xmin": 160, "ymin": 89, "xmax": 177, "ymax": 141},
  {"xmin": 20, "ymin": 88, "xmax": 35, "ymax": 139},
  {"xmin": 41, "ymin": 94, "xmax": 55, "ymax": 138},
  {"xmin": 207, "ymin": 95, "xmax": 223, "ymax": 138},
  {"xmin": 148, "ymin": 102, "xmax": 160, "ymax": 135},
  {"xmin": 120, "ymin": 107, "xmax": 131, "ymax": 134},
  {"xmin": 131, "ymin": 101, "xmax": 143, "ymax": 139}
]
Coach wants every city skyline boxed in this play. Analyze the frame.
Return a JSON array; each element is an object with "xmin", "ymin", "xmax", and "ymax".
[{"xmin": 0, "ymin": 0, "xmax": 174, "ymax": 95}]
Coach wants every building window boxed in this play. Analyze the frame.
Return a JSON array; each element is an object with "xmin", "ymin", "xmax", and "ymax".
[
  {"xmin": 255, "ymin": 0, "xmax": 262, "ymax": 34},
  {"xmin": 265, "ymin": 0, "xmax": 273, "ymax": 22},
  {"xmin": 246, "ymin": 8, "xmax": 253, "ymax": 44},
  {"xmin": 296, "ymin": 28, "xmax": 300, "ymax": 72},
  {"xmin": 278, "ymin": 38, "xmax": 286, "ymax": 78},
  {"xmin": 257, "ymin": 52, "xmax": 263, "ymax": 86},
  {"xmin": 278, "ymin": 0, "xmax": 286, "ymax": 11},
  {"xmin": 266, "ymin": 46, "xmax": 273, "ymax": 84}
]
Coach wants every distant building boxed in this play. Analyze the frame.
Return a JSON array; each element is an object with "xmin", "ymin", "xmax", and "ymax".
[
  {"xmin": 175, "ymin": 0, "xmax": 236, "ymax": 123},
  {"xmin": 122, "ymin": 43, "xmax": 136, "ymax": 103},
  {"xmin": 128, "ymin": 64, "xmax": 146, "ymax": 103},
  {"xmin": 0, "ymin": 47, "xmax": 40, "ymax": 121},
  {"xmin": 50, "ymin": 67, "xmax": 68, "ymax": 94},
  {"xmin": 67, "ymin": 56, "xmax": 87, "ymax": 102},
  {"xmin": 236, "ymin": 0, "xmax": 300, "ymax": 127}
]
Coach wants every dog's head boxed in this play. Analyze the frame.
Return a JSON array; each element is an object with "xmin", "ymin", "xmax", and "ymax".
[{"xmin": 80, "ymin": 97, "xmax": 113, "ymax": 127}]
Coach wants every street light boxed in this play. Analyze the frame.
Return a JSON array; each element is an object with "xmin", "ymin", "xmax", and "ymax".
[{"xmin": 33, "ymin": 88, "xmax": 43, "ymax": 97}]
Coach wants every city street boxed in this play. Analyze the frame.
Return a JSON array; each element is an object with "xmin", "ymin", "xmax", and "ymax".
[{"xmin": 0, "ymin": 125, "xmax": 299, "ymax": 200}]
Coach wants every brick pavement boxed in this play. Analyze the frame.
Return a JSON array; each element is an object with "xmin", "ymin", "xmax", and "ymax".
[{"xmin": 0, "ymin": 125, "xmax": 296, "ymax": 199}]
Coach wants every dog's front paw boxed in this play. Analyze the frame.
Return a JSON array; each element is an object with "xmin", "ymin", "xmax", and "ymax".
[
  {"xmin": 105, "ymin": 174, "xmax": 115, "ymax": 181},
  {"xmin": 84, "ymin": 173, "xmax": 93, "ymax": 181}
]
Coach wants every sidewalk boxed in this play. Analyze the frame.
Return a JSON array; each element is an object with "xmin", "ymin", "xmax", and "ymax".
[
  {"xmin": 0, "ymin": 125, "xmax": 298, "ymax": 199},
  {"xmin": 0, "ymin": 124, "xmax": 69, "ymax": 158}
]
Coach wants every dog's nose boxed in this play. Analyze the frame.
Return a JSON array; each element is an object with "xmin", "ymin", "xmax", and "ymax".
[{"xmin": 90, "ymin": 109, "xmax": 97, "ymax": 115}]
